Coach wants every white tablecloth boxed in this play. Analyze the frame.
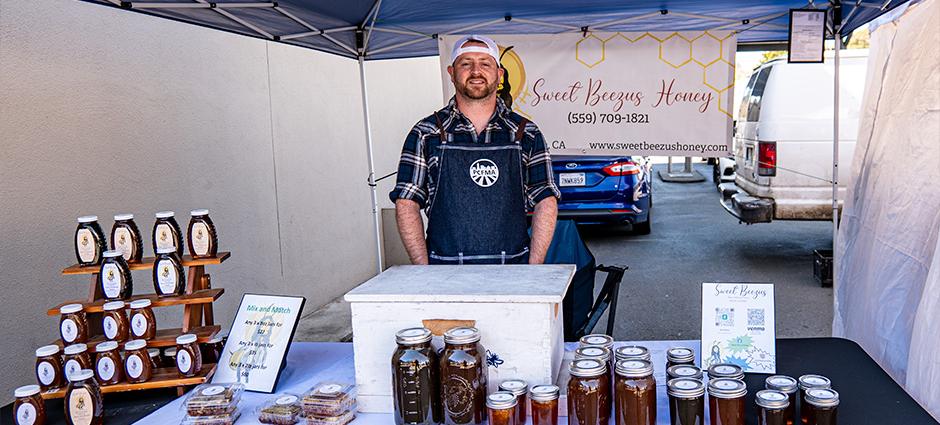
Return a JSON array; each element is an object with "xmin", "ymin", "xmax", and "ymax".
[{"xmin": 136, "ymin": 340, "xmax": 702, "ymax": 424}]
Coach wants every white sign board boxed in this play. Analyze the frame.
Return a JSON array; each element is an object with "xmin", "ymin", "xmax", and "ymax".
[
  {"xmin": 701, "ymin": 283, "xmax": 776, "ymax": 373},
  {"xmin": 788, "ymin": 9, "xmax": 827, "ymax": 63},
  {"xmin": 439, "ymin": 31, "xmax": 735, "ymax": 157},
  {"xmin": 213, "ymin": 293, "xmax": 305, "ymax": 392}
]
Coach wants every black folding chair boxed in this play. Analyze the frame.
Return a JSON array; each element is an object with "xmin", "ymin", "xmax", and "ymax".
[{"xmin": 573, "ymin": 264, "xmax": 628, "ymax": 339}]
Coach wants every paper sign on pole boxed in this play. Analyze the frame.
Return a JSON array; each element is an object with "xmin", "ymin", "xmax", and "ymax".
[
  {"xmin": 701, "ymin": 283, "xmax": 776, "ymax": 373},
  {"xmin": 439, "ymin": 31, "xmax": 735, "ymax": 157},
  {"xmin": 788, "ymin": 9, "xmax": 827, "ymax": 63}
]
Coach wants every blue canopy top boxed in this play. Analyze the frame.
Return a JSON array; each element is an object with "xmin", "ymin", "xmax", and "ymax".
[{"xmin": 82, "ymin": 0, "xmax": 902, "ymax": 60}]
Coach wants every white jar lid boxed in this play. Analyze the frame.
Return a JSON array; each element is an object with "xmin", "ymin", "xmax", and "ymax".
[
  {"xmin": 155, "ymin": 211, "xmax": 175, "ymax": 219},
  {"xmin": 36, "ymin": 344, "xmax": 60, "ymax": 357},
  {"xmin": 125, "ymin": 339, "xmax": 147, "ymax": 350},
  {"xmin": 148, "ymin": 348, "xmax": 161, "ymax": 357},
  {"xmin": 96, "ymin": 341, "xmax": 119, "ymax": 352},
  {"xmin": 103, "ymin": 250, "xmax": 122, "ymax": 258},
  {"xmin": 77, "ymin": 215, "xmax": 98, "ymax": 223},
  {"xmin": 67, "ymin": 369, "xmax": 94, "ymax": 382},
  {"xmin": 114, "ymin": 213, "xmax": 134, "ymax": 221},
  {"xmin": 190, "ymin": 209, "xmax": 209, "ymax": 216},
  {"xmin": 60, "ymin": 304, "xmax": 84, "ymax": 314},
  {"xmin": 156, "ymin": 247, "xmax": 177, "ymax": 255},
  {"xmin": 129, "ymin": 299, "xmax": 152, "ymax": 309},
  {"xmin": 14, "ymin": 385, "xmax": 40, "ymax": 398},
  {"xmin": 103, "ymin": 301, "xmax": 126, "ymax": 311},
  {"xmin": 164, "ymin": 347, "xmax": 178, "ymax": 356},
  {"xmin": 176, "ymin": 334, "xmax": 198, "ymax": 345},
  {"xmin": 207, "ymin": 333, "xmax": 226, "ymax": 344},
  {"xmin": 64, "ymin": 343, "xmax": 88, "ymax": 355}
]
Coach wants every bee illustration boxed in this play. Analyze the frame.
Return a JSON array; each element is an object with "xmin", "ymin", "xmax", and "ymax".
[
  {"xmin": 76, "ymin": 395, "xmax": 85, "ymax": 409},
  {"xmin": 160, "ymin": 231, "xmax": 168, "ymax": 242},
  {"xmin": 81, "ymin": 236, "xmax": 89, "ymax": 246},
  {"xmin": 162, "ymin": 266, "xmax": 170, "ymax": 278},
  {"xmin": 486, "ymin": 350, "xmax": 504, "ymax": 368},
  {"xmin": 107, "ymin": 270, "xmax": 115, "ymax": 280},
  {"xmin": 197, "ymin": 229, "xmax": 204, "ymax": 239},
  {"xmin": 119, "ymin": 234, "xmax": 126, "ymax": 244}
]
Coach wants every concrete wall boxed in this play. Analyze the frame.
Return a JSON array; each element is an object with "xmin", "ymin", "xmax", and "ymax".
[{"xmin": 0, "ymin": 0, "xmax": 441, "ymax": 402}]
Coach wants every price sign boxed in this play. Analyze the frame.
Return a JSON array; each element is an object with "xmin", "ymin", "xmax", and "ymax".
[{"xmin": 701, "ymin": 283, "xmax": 776, "ymax": 373}]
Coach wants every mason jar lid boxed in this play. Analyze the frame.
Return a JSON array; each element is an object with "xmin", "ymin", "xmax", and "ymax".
[
  {"xmin": 164, "ymin": 347, "xmax": 178, "ymax": 356},
  {"xmin": 708, "ymin": 378, "xmax": 748, "ymax": 399},
  {"xmin": 798, "ymin": 374, "xmax": 831, "ymax": 390},
  {"xmin": 129, "ymin": 299, "xmax": 152, "ymax": 309},
  {"xmin": 36, "ymin": 344, "xmax": 61, "ymax": 357},
  {"xmin": 148, "ymin": 348, "xmax": 161, "ymax": 357},
  {"xmin": 529, "ymin": 385, "xmax": 560, "ymax": 402},
  {"xmin": 78, "ymin": 215, "xmax": 98, "ymax": 223},
  {"xmin": 207, "ymin": 333, "xmax": 227, "ymax": 344},
  {"xmin": 444, "ymin": 327, "xmax": 480, "ymax": 344},
  {"xmin": 498, "ymin": 379, "xmax": 528, "ymax": 396},
  {"xmin": 766, "ymin": 375, "xmax": 799, "ymax": 393},
  {"xmin": 615, "ymin": 359, "xmax": 654, "ymax": 378},
  {"xmin": 103, "ymin": 250, "xmax": 122, "ymax": 258},
  {"xmin": 191, "ymin": 209, "xmax": 210, "ymax": 216},
  {"xmin": 667, "ymin": 365, "xmax": 703, "ymax": 380},
  {"xmin": 575, "ymin": 346, "xmax": 611, "ymax": 362},
  {"xmin": 103, "ymin": 301, "xmax": 125, "ymax": 311},
  {"xmin": 156, "ymin": 247, "xmax": 177, "ymax": 255},
  {"xmin": 60, "ymin": 303, "xmax": 84, "ymax": 314},
  {"xmin": 569, "ymin": 358, "xmax": 607, "ymax": 377},
  {"xmin": 96, "ymin": 341, "xmax": 119, "ymax": 352},
  {"xmin": 395, "ymin": 327, "xmax": 432, "ymax": 345},
  {"xmin": 114, "ymin": 213, "xmax": 134, "ymax": 221},
  {"xmin": 615, "ymin": 345, "xmax": 650, "ymax": 361},
  {"xmin": 64, "ymin": 343, "xmax": 88, "ymax": 355},
  {"xmin": 176, "ymin": 334, "xmax": 198, "ymax": 345},
  {"xmin": 756, "ymin": 389, "xmax": 790, "ymax": 409},
  {"xmin": 708, "ymin": 363, "xmax": 744, "ymax": 380},
  {"xmin": 805, "ymin": 388, "xmax": 840, "ymax": 408},
  {"xmin": 667, "ymin": 377, "xmax": 706, "ymax": 398},
  {"xmin": 666, "ymin": 347, "xmax": 695, "ymax": 363},
  {"xmin": 67, "ymin": 369, "xmax": 94, "ymax": 382},
  {"xmin": 14, "ymin": 385, "xmax": 40, "ymax": 398},
  {"xmin": 125, "ymin": 339, "xmax": 147, "ymax": 351},
  {"xmin": 155, "ymin": 211, "xmax": 175, "ymax": 219},
  {"xmin": 486, "ymin": 392, "xmax": 517, "ymax": 409},
  {"xmin": 579, "ymin": 334, "xmax": 613, "ymax": 348}
]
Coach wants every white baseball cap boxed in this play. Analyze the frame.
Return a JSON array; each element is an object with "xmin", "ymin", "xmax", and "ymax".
[{"xmin": 450, "ymin": 35, "xmax": 499, "ymax": 64}]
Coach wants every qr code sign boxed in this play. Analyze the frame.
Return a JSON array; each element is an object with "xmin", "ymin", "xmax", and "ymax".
[
  {"xmin": 748, "ymin": 308, "xmax": 765, "ymax": 326},
  {"xmin": 715, "ymin": 307, "xmax": 734, "ymax": 326}
]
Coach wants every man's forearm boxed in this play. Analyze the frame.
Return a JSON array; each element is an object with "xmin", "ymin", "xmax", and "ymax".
[
  {"xmin": 529, "ymin": 196, "xmax": 558, "ymax": 264},
  {"xmin": 395, "ymin": 199, "xmax": 429, "ymax": 265}
]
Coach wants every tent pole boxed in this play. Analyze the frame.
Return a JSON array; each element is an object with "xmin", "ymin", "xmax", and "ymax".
[
  {"xmin": 358, "ymin": 55, "xmax": 384, "ymax": 274},
  {"xmin": 832, "ymin": 28, "xmax": 841, "ymax": 287}
]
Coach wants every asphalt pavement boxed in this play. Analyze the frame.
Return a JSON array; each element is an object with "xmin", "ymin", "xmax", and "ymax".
[{"xmin": 581, "ymin": 162, "xmax": 834, "ymax": 340}]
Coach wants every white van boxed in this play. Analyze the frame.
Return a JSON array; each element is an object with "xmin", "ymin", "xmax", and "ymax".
[{"xmin": 720, "ymin": 49, "xmax": 868, "ymax": 223}]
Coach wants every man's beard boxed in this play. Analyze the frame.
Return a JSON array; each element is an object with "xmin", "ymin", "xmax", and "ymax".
[{"xmin": 455, "ymin": 75, "xmax": 498, "ymax": 100}]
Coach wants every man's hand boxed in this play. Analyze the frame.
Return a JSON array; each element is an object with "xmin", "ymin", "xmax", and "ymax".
[
  {"xmin": 395, "ymin": 199, "xmax": 429, "ymax": 265},
  {"xmin": 529, "ymin": 196, "xmax": 558, "ymax": 264}
]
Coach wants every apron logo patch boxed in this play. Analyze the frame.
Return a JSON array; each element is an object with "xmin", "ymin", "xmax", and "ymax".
[{"xmin": 469, "ymin": 159, "xmax": 499, "ymax": 187}]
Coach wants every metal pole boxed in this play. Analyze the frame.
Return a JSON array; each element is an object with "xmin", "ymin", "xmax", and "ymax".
[
  {"xmin": 832, "ymin": 31, "xmax": 841, "ymax": 287},
  {"xmin": 358, "ymin": 56, "xmax": 384, "ymax": 274},
  {"xmin": 683, "ymin": 156, "xmax": 694, "ymax": 173}
]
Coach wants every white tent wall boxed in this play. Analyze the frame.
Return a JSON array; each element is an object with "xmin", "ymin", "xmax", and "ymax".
[
  {"xmin": 0, "ymin": 0, "xmax": 430, "ymax": 401},
  {"xmin": 832, "ymin": 0, "xmax": 940, "ymax": 417}
]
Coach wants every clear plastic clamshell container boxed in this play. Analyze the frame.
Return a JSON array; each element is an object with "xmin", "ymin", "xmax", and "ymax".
[
  {"xmin": 258, "ymin": 393, "xmax": 303, "ymax": 425},
  {"xmin": 183, "ymin": 383, "xmax": 245, "ymax": 417},
  {"xmin": 180, "ymin": 408, "xmax": 242, "ymax": 425},
  {"xmin": 301, "ymin": 382, "xmax": 357, "ymax": 417},
  {"xmin": 304, "ymin": 409, "xmax": 356, "ymax": 425}
]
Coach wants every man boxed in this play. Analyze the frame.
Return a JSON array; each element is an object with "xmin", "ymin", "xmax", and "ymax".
[{"xmin": 389, "ymin": 35, "xmax": 560, "ymax": 265}]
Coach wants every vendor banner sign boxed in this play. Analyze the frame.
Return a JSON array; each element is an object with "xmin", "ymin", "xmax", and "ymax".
[{"xmin": 439, "ymin": 32, "xmax": 736, "ymax": 157}]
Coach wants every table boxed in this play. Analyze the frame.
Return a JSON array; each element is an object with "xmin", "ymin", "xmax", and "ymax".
[{"xmin": 4, "ymin": 338, "xmax": 935, "ymax": 424}]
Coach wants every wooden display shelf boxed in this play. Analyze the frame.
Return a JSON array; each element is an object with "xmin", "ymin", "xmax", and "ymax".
[
  {"xmin": 46, "ymin": 288, "xmax": 224, "ymax": 316},
  {"xmin": 39, "ymin": 363, "xmax": 217, "ymax": 399},
  {"xmin": 62, "ymin": 252, "xmax": 231, "ymax": 275},
  {"xmin": 51, "ymin": 325, "xmax": 222, "ymax": 351}
]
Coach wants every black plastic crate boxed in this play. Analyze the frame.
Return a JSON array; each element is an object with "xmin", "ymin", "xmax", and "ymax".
[{"xmin": 814, "ymin": 249, "xmax": 833, "ymax": 287}]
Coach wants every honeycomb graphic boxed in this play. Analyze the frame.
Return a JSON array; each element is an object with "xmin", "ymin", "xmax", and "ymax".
[{"xmin": 573, "ymin": 31, "xmax": 736, "ymax": 117}]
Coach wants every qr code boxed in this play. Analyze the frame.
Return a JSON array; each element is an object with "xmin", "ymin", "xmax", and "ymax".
[
  {"xmin": 748, "ymin": 308, "xmax": 765, "ymax": 326},
  {"xmin": 715, "ymin": 308, "xmax": 734, "ymax": 327}
]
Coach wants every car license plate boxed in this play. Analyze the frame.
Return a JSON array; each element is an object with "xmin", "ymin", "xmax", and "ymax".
[{"xmin": 559, "ymin": 173, "xmax": 586, "ymax": 187}]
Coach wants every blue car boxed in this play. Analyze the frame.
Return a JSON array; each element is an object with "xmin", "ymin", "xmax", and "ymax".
[{"xmin": 549, "ymin": 156, "xmax": 653, "ymax": 234}]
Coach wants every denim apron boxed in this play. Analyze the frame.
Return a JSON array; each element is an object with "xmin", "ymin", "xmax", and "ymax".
[{"xmin": 426, "ymin": 113, "xmax": 530, "ymax": 265}]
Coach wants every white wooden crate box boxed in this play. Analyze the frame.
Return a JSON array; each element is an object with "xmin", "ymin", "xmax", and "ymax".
[{"xmin": 344, "ymin": 265, "xmax": 575, "ymax": 414}]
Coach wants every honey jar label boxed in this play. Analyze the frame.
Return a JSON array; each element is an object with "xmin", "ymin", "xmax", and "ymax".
[
  {"xmin": 76, "ymin": 229, "xmax": 96, "ymax": 263},
  {"xmin": 68, "ymin": 388, "xmax": 94, "ymax": 425},
  {"xmin": 37, "ymin": 361, "xmax": 57, "ymax": 385},
  {"xmin": 97, "ymin": 357, "xmax": 116, "ymax": 381},
  {"xmin": 177, "ymin": 349, "xmax": 193, "ymax": 373},
  {"xmin": 155, "ymin": 223, "xmax": 175, "ymax": 251},
  {"xmin": 126, "ymin": 354, "xmax": 144, "ymax": 379},
  {"xmin": 101, "ymin": 263, "xmax": 122, "ymax": 298},
  {"xmin": 156, "ymin": 260, "xmax": 177, "ymax": 294},
  {"xmin": 103, "ymin": 316, "xmax": 118, "ymax": 339},
  {"xmin": 131, "ymin": 313, "xmax": 148, "ymax": 337},
  {"xmin": 65, "ymin": 359, "xmax": 82, "ymax": 379},
  {"xmin": 61, "ymin": 319, "xmax": 78, "ymax": 343},
  {"xmin": 17, "ymin": 402, "xmax": 37, "ymax": 425},
  {"xmin": 191, "ymin": 222, "xmax": 211, "ymax": 256},
  {"xmin": 114, "ymin": 228, "xmax": 133, "ymax": 260}
]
